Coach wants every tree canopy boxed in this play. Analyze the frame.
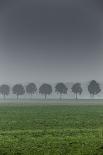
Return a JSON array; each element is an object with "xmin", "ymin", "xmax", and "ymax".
[
  {"xmin": 12, "ymin": 84, "xmax": 25, "ymax": 99},
  {"xmin": 71, "ymin": 83, "xmax": 82, "ymax": 99},
  {"xmin": 39, "ymin": 83, "xmax": 52, "ymax": 99},
  {"xmin": 55, "ymin": 83, "xmax": 68, "ymax": 99},
  {"xmin": 0, "ymin": 84, "xmax": 10, "ymax": 99},
  {"xmin": 88, "ymin": 80, "xmax": 101, "ymax": 96},
  {"xmin": 26, "ymin": 83, "xmax": 37, "ymax": 96}
]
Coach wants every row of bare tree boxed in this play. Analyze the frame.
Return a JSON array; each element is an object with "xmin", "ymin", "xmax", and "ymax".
[{"xmin": 0, "ymin": 80, "xmax": 101, "ymax": 100}]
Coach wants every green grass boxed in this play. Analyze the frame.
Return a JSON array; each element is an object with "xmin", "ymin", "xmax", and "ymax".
[{"xmin": 0, "ymin": 104, "xmax": 103, "ymax": 154}]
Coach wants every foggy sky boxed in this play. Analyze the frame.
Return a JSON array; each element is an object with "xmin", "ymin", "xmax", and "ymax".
[{"xmin": 0, "ymin": 0, "xmax": 103, "ymax": 83}]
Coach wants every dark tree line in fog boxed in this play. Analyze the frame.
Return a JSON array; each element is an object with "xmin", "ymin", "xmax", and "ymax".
[{"xmin": 0, "ymin": 80, "xmax": 101, "ymax": 100}]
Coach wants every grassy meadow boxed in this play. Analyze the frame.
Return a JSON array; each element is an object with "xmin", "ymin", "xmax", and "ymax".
[{"xmin": 0, "ymin": 101, "xmax": 102, "ymax": 154}]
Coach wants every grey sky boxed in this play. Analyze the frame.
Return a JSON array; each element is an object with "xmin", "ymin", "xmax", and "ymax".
[{"xmin": 0, "ymin": 0, "xmax": 103, "ymax": 83}]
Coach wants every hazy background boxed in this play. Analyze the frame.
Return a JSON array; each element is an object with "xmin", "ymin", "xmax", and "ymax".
[{"xmin": 0, "ymin": 0, "xmax": 103, "ymax": 83}]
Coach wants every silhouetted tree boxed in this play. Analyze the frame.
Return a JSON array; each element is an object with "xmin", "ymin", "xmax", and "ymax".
[
  {"xmin": 12, "ymin": 84, "xmax": 25, "ymax": 100},
  {"xmin": 39, "ymin": 83, "xmax": 52, "ymax": 100},
  {"xmin": 26, "ymin": 83, "xmax": 37, "ymax": 97},
  {"xmin": 88, "ymin": 80, "xmax": 101, "ymax": 97},
  {"xmin": 71, "ymin": 83, "xmax": 83, "ymax": 100},
  {"xmin": 55, "ymin": 83, "xmax": 68, "ymax": 100},
  {"xmin": 0, "ymin": 84, "xmax": 10, "ymax": 100}
]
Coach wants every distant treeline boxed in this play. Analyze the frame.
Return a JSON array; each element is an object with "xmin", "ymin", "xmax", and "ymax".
[{"xmin": 0, "ymin": 80, "xmax": 101, "ymax": 100}]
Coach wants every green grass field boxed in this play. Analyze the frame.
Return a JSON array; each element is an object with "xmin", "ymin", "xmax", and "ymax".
[{"xmin": 0, "ymin": 103, "xmax": 103, "ymax": 154}]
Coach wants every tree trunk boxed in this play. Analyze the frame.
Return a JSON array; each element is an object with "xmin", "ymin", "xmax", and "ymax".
[
  {"xmin": 17, "ymin": 95, "xmax": 19, "ymax": 100},
  {"xmin": 30, "ymin": 93, "xmax": 33, "ymax": 99},
  {"xmin": 76, "ymin": 93, "xmax": 78, "ymax": 100},
  {"xmin": 90, "ymin": 94, "xmax": 94, "ymax": 99},
  {"xmin": 60, "ymin": 94, "xmax": 62, "ymax": 100},
  {"xmin": 3, "ymin": 94, "xmax": 6, "ymax": 100},
  {"xmin": 45, "ymin": 94, "xmax": 47, "ymax": 100}
]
